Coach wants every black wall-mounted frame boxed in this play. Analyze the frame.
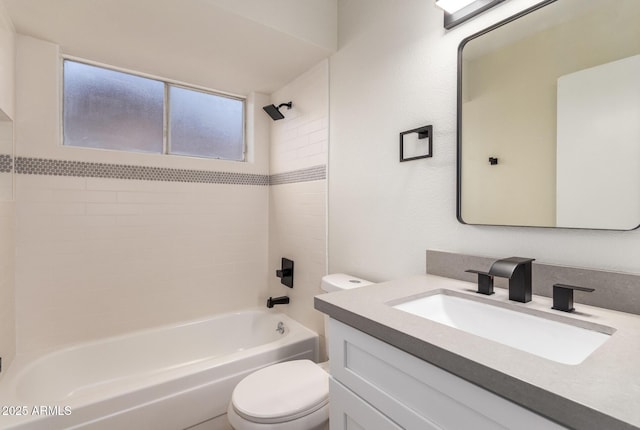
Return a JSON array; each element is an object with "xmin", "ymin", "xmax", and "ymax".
[
  {"xmin": 400, "ymin": 125, "xmax": 433, "ymax": 162},
  {"xmin": 444, "ymin": 0, "xmax": 506, "ymax": 29}
]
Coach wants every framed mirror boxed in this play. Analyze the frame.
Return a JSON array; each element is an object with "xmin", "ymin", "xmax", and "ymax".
[{"xmin": 457, "ymin": 0, "xmax": 640, "ymax": 230}]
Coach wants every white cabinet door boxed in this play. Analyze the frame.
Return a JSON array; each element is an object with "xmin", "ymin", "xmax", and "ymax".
[{"xmin": 329, "ymin": 319, "xmax": 566, "ymax": 430}]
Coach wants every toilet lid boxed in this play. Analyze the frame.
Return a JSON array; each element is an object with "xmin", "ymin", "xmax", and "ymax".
[{"xmin": 232, "ymin": 360, "xmax": 329, "ymax": 424}]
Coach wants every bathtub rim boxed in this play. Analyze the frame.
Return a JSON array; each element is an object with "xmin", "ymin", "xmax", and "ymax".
[{"xmin": 0, "ymin": 308, "xmax": 318, "ymax": 406}]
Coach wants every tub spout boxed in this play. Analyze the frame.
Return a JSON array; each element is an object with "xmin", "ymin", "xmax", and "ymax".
[{"xmin": 267, "ymin": 296, "xmax": 290, "ymax": 308}]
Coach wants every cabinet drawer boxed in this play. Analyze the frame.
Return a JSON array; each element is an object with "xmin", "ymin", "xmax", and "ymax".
[
  {"xmin": 330, "ymin": 378, "xmax": 404, "ymax": 430},
  {"xmin": 329, "ymin": 319, "xmax": 565, "ymax": 430}
]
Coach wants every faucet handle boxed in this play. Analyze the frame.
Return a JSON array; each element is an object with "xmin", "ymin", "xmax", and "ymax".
[
  {"xmin": 552, "ymin": 284, "xmax": 595, "ymax": 312},
  {"xmin": 465, "ymin": 270, "xmax": 494, "ymax": 295}
]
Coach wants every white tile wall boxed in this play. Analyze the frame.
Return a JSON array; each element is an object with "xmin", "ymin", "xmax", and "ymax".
[
  {"xmin": 270, "ymin": 61, "xmax": 329, "ymax": 174},
  {"xmin": 13, "ymin": 35, "xmax": 272, "ymax": 355},
  {"xmin": 11, "ymin": 33, "xmax": 329, "ymax": 358},
  {"xmin": 0, "ymin": 120, "xmax": 11, "ymax": 153},
  {"xmin": 0, "ymin": 174, "xmax": 11, "ymax": 202},
  {"xmin": 1, "ymin": 3, "xmax": 16, "ymax": 368},
  {"xmin": 0, "ymin": 51, "xmax": 14, "ymax": 369},
  {"xmin": 15, "ymin": 175, "xmax": 269, "ymax": 354},
  {"xmin": 269, "ymin": 181, "xmax": 326, "ymax": 331},
  {"xmin": 0, "ymin": 201, "xmax": 15, "ymax": 371},
  {"xmin": 0, "ymin": 120, "xmax": 12, "ymax": 201},
  {"xmin": 267, "ymin": 60, "xmax": 329, "ymax": 356}
]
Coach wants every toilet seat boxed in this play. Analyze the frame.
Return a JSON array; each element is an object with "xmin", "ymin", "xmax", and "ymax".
[{"xmin": 230, "ymin": 360, "xmax": 329, "ymax": 425}]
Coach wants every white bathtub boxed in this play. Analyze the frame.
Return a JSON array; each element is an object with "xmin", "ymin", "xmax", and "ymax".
[{"xmin": 0, "ymin": 310, "xmax": 319, "ymax": 430}]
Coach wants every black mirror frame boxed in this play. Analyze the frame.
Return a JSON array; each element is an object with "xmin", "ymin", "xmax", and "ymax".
[{"xmin": 456, "ymin": 0, "xmax": 640, "ymax": 231}]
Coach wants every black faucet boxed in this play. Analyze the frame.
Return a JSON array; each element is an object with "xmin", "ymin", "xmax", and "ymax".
[
  {"xmin": 267, "ymin": 296, "xmax": 290, "ymax": 308},
  {"xmin": 488, "ymin": 257, "xmax": 535, "ymax": 303}
]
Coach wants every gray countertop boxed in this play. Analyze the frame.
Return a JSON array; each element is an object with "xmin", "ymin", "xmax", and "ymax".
[{"xmin": 314, "ymin": 274, "xmax": 640, "ymax": 430}]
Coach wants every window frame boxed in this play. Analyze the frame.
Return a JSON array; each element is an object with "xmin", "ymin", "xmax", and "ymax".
[{"xmin": 61, "ymin": 56, "xmax": 247, "ymax": 162}]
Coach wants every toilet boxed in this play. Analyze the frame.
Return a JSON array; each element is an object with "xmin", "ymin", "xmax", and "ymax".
[{"xmin": 227, "ymin": 274, "xmax": 373, "ymax": 430}]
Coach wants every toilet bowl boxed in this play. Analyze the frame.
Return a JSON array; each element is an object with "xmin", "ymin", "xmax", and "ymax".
[{"xmin": 227, "ymin": 274, "xmax": 373, "ymax": 430}]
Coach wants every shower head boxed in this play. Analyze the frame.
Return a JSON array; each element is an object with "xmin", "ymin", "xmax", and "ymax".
[{"xmin": 263, "ymin": 102, "xmax": 293, "ymax": 121}]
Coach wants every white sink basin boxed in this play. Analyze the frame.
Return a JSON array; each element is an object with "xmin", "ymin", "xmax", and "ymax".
[{"xmin": 393, "ymin": 291, "xmax": 612, "ymax": 365}]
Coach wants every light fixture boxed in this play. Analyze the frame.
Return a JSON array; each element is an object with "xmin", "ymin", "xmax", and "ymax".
[
  {"xmin": 435, "ymin": 0, "xmax": 506, "ymax": 29},
  {"xmin": 435, "ymin": 0, "xmax": 476, "ymax": 14}
]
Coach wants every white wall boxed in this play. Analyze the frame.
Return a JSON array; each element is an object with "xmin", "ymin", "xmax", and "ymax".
[
  {"xmin": 0, "ymin": 200, "xmax": 15, "ymax": 372},
  {"xmin": 14, "ymin": 35, "xmax": 269, "ymax": 174},
  {"xmin": 268, "ymin": 60, "xmax": 328, "ymax": 351},
  {"xmin": 269, "ymin": 61, "xmax": 328, "ymax": 174},
  {"xmin": 329, "ymin": 0, "xmax": 640, "ymax": 282},
  {"xmin": 209, "ymin": 0, "xmax": 337, "ymax": 53},
  {"xmin": 0, "ymin": 1, "xmax": 15, "ymax": 374},
  {"xmin": 14, "ymin": 35, "xmax": 271, "ymax": 355},
  {"xmin": 4, "ymin": 0, "xmax": 334, "ymax": 96},
  {"xmin": 556, "ymin": 55, "xmax": 640, "ymax": 230},
  {"xmin": 0, "ymin": 0, "xmax": 15, "ymax": 119},
  {"xmin": 0, "ymin": 122, "xmax": 13, "ymax": 370}
]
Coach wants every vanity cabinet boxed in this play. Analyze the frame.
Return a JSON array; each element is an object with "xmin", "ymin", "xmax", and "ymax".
[{"xmin": 328, "ymin": 319, "xmax": 566, "ymax": 430}]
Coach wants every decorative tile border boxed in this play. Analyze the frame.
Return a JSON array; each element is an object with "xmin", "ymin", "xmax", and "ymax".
[
  {"xmin": 0, "ymin": 154, "xmax": 11, "ymax": 173},
  {"xmin": 269, "ymin": 165, "xmax": 326, "ymax": 185},
  {"xmin": 3, "ymin": 156, "xmax": 326, "ymax": 186},
  {"xmin": 15, "ymin": 156, "xmax": 269, "ymax": 186}
]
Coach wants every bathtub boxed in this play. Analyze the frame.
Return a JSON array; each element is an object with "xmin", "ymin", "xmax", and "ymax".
[{"xmin": 0, "ymin": 310, "xmax": 319, "ymax": 430}]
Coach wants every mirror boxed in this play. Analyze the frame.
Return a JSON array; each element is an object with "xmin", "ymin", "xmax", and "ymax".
[{"xmin": 457, "ymin": 0, "xmax": 640, "ymax": 230}]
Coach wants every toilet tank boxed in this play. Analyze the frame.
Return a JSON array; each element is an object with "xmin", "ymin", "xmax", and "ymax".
[
  {"xmin": 321, "ymin": 274, "xmax": 373, "ymax": 293},
  {"xmin": 321, "ymin": 274, "xmax": 373, "ymax": 360}
]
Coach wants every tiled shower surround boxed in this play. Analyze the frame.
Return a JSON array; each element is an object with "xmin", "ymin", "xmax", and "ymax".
[
  {"xmin": 267, "ymin": 60, "xmax": 329, "ymax": 355},
  {"xmin": 269, "ymin": 165, "xmax": 326, "ymax": 185},
  {"xmin": 12, "ymin": 33, "xmax": 329, "ymax": 357},
  {"xmin": 12, "ymin": 158, "xmax": 325, "ymax": 355},
  {"xmin": 0, "ymin": 200, "xmax": 15, "ymax": 370}
]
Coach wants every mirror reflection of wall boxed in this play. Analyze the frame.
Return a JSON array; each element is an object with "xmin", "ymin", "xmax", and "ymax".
[
  {"xmin": 0, "ymin": 112, "xmax": 13, "ymax": 202},
  {"xmin": 459, "ymin": 0, "xmax": 640, "ymax": 230},
  {"xmin": 556, "ymin": 55, "xmax": 640, "ymax": 229}
]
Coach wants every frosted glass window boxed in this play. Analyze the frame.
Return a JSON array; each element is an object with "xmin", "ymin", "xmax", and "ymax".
[
  {"xmin": 169, "ymin": 86, "xmax": 244, "ymax": 161},
  {"xmin": 63, "ymin": 60, "xmax": 245, "ymax": 162},
  {"xmin": 63, "ymin": 61, "xmax": 164, "ymax": 153}
]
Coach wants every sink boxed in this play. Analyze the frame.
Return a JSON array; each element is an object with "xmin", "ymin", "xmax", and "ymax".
[{"xmin": 392, "ymin": 291, "xmax": 612, "ymax": 365}]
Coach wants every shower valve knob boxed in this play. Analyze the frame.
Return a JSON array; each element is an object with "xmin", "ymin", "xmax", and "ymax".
[{"xmin": 276, "ymin": 269, "xmax": 292, "ymax": 278}]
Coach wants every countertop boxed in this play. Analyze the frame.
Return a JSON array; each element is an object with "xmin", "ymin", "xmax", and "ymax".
[{"xmin": 314, "ymin": 274, "xmax": 640, "ymax": 430}]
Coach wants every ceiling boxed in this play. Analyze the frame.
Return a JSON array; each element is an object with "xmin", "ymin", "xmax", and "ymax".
[{"xmin": 2, "ymin": 0, "xmax": 337, "ymax": 96}]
